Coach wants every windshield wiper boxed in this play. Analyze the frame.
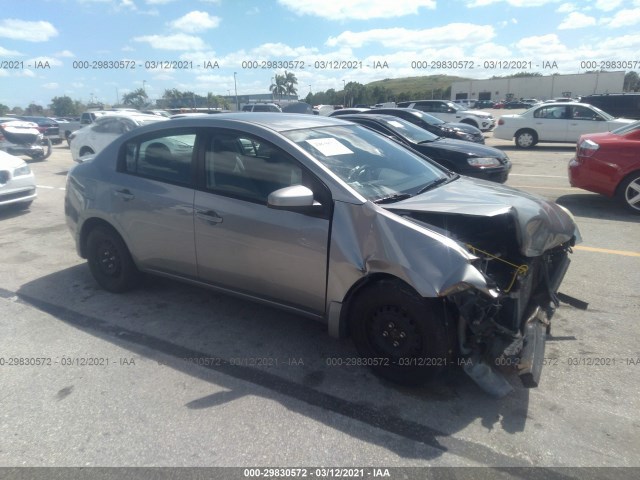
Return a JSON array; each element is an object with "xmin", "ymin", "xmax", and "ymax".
[
  {"xmin": 373, "ymin": 193, "xmax": 413, "ymax": 204},
  {"xmin": 415, "ymin": 176, "xmax": 453, "ymax": 195}
]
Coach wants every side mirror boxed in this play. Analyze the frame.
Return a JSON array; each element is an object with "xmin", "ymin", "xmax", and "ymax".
[{"xmin": 267, "ymin": 185, "xmax": 316, "ymax": 210}]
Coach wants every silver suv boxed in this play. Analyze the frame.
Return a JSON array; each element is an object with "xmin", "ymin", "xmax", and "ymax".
[{"xmin": 397, "ymin": 100, "xmax": 495, "ymax": 131}]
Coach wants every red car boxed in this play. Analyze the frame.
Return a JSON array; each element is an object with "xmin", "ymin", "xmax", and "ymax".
[{"xmin": 569, "ymin": 121, "xmax": 640, "ymax": 213}]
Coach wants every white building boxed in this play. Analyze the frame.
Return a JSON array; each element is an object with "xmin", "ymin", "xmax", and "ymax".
[{"xmin": 451, "ymin": 71, "xmax": 625, "ymax": 102}]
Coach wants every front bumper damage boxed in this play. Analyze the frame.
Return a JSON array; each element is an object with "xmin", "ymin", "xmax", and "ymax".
[{"xmin": 448, "ymin": 240, "xmax": 575, "ymax": 397}]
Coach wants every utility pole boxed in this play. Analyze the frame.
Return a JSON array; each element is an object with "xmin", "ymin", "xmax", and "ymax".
[{"xmin": 234, "ymin": 72, "xmax": 239, "ymax": 111}]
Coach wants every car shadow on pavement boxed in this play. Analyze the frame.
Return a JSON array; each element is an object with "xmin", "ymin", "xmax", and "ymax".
[
  {"xmin": 14, "ymin": 264, "xmax": 555, "ymax": 468},
  {"xmin": 492, "ymin": 144, "xmax": 576, "ymax": 153},
  {"xmin": 556, "ymin": 193, "xmax": 639, "ymax": 223},
  {"xmin": 0, "ymin": 204, "xmax": 32, "ymax": 220}
]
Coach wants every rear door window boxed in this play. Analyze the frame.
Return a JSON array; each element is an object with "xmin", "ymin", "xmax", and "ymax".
[{"xmin": 121, "ymin": 129, "xmax": 197, "ymax": 186}]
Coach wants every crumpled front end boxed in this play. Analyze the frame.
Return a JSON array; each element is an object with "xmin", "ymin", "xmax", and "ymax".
[{"xmin": 399, "ymin": 199, "xmax": 579, "ymax": 396}]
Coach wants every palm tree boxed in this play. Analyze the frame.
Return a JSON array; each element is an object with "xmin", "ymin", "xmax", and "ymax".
[
  {"xmin": 283, "ymin": 70, "xmax": 298, "ymax": 98},
  {"xmin": 270, "ymin": 74, "xmax": 286, "ymax": 100}
]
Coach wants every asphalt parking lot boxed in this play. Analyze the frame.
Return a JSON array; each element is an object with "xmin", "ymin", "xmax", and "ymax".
[{"xmin": 1, "ymin": 119, "xmax": 639, "ymax": 474}]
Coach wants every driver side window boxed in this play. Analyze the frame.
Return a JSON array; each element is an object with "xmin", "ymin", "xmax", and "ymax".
[{"xmin": 204, "ymin": 133, "xmax": 303, "ymax": 203}]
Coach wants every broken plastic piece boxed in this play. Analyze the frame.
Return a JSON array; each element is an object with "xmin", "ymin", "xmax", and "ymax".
[{"xmin": 463, "ymin": 358, "xmax": 514, "ymax": 397}]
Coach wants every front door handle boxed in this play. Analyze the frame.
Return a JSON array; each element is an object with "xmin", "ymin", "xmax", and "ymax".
[
  {"xmin": 113, "ymin": 188, "xmax": 134, "ymax": 201},
  {"xmin": 196, "ymin": 209, "xmax": 223, "ymax": 224}
]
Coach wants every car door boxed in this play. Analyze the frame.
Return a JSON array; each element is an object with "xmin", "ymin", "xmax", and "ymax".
[
  {"xmin": 530, "ymin": 105, "xmax": 569, "ymax": 141},
  {"xmin": 112, "ymin": 128, "xmax": 199, "ymax": 277},
  {"xmin": 193, "ymin": 130, "xmax": 331, "ymax": 314},
  {"xmin": 566, "ymin": 105, "xmax": 609, "ymax": 141}
]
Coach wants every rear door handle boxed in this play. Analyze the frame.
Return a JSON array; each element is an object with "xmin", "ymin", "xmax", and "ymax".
[
  {"xmin": 113, "ymin": 188, "xmax": 134, "ymax": 201},
  {"xmin": 196, "ymin": 209, "xmax": 223, "ymax": 224}
]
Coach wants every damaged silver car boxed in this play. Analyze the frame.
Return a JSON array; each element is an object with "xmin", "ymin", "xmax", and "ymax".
[{"xmin": 65, "ymin": 114, "xmax": 580, "ymax": 396}]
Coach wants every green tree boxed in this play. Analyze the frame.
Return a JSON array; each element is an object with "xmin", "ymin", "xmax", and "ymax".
[
  {"xmin": 624, "ymin": 71, "xmax": 639, "ymax": 91},
  {"xmin": 122, "ymin": 88, "xmax": 148, "ymax": 109},
  {"xmin": 50, "ymin": 96, "xmax": 76, "ymax": 116},
  {"xmin": 25, "ymin": 103, "xmax": 44, "ymax": 115},
  {"xmin": 0, "ymin": 103, "xmax": 9, "ymax": 115}
]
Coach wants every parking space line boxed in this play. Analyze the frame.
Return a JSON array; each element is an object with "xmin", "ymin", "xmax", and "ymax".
[
  {"xmin": 508, "ymin": 185, "xmax": 575, "ymax": 192},
  {"xmin": 509, "ymin": 174, "xmax": 567, "ymax": 178},
  {"xmin": 574, "ymin": 246, "xmax": 640, "ymax": 257},
  {"xmin": 36, "ymin": 185, "xmax": 66, "ymax": 191}
]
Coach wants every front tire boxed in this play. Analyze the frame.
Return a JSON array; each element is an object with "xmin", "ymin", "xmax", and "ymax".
[
  {"xmin": 349, "ymin": 280, "xmax": 451, "ymax": 386},
  {"xmin": 86, "ymin": 226, "xmax": 140, "ymax": 292},
  {"xmin": 617, "ymin": 171, "xmax": 640, "ymax": 213},
  {"xmin": 515, "ymin": 129, "xmax": 537, "ymax": 148}
]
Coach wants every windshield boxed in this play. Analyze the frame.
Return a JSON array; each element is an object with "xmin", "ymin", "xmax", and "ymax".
[
  {"xmin": 611, "ymin": 120, "xmax": 640, "ymax": 135},
  {"xmin": 373, "ymin": 116, "xmax": 440, "ymax": 143},
  {"xmin": 587, "ymin": 104, "xmax": 615, "ymax": 121},
  {"xmin": 411, "ymin": 110, "xmax": 445, "ymax": 126},
  {"xmin": 282, "ymin": 124, "xmax": 448, "ymax": 202},
  {"xmin": 447, "ymin": 102, "xmax": 464, "ymax": 111}
]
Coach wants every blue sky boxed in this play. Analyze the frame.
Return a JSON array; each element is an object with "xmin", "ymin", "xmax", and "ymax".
[{"xmin": 1, "ymin": 0, "xmax": 639, "ymax": 108}]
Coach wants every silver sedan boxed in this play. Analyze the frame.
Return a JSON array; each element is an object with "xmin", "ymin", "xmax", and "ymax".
[{"xmin": 65, "ymin": 113, "xmax": 580, "ymax": 396}]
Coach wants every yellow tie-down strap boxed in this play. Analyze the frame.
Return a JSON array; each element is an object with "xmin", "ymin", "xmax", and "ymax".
[{"xmin": 466, "ymin": 244, "xmax": 529, "ymax": 293}]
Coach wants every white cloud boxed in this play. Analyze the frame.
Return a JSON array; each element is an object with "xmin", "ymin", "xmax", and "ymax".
[
  {"xmin": 277, "ymin": 0, "xmax": 435, "ymax": 20},
  {"xmin": 134, "ymin": 33, "xmax": 208, "ymax": 50},
  {"xmin": 466, "ymin": 0, "xmax": 560, "ymax": 7},
  {"xmin": 558, "ymin": 12, "xmax": 596, "ymax": 29},
  {"xmin": 42, "ymin": 82, "xmax": 59, "ymax": 89},
  {"xmin": 602, "ymin": 8, "xmax": 640, "ymax": 28},
  {"xmin": 556, "ymin": 3, "xmax": 576, "ymax": 13},
  {"xmin": 145, "ymin": 0, "xmax": 176, "ymax": 4},
  {"xmin": 169, "ymin": 11, "xmax": 220, "ymax": 32},
  {"xmin": 594, "ymin": 0, "xmax": 622, "ymax": 11},
  {"xmin": 472, "ymin": 43, "xmax": 512, "ymax": 57},
  {"xmin": 0, "ymin": 19, "xmax": 58, "ymax": 42},
  {"xmin": 515, "ymin": 34, "xmax": 569, "ymax": 57},
  {"xmin": 0, "ymin": 46, "xmax": 22, "ymax": 56},
  {"xmin": 326, "ymin": 24, "xmax": 495, "ymax": 49},
  {"xmin": 250, "ymin": 43, "xmax": 317, "ymax": 57},
  {"xmin": 55, "ymin": 50, "xmax": 75, "ymax": 58}
]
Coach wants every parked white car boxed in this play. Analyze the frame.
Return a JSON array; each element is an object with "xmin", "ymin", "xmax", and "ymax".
[
  {"xmin": 397, "ymin": 100, "xmax": 495, "ymax": 131},
  {"xmin": 69, "ymin": 113, "xmax": 167, "ymax": 162},
  {"xmin": 493, "ymin": 102, "xmax": 635, "ymax": 148},
  {"xmin": 0, "ymin": 150, "xmax": 37, "ymax": 209}
]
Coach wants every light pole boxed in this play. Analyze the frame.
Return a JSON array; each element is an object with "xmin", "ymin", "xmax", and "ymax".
[
  {"xmin": 271, "ymin": 77, "xmax": 275, "ymax": 101},
  {"xmin": 233, "ymin": 72, "xmax": 239, "ymax": 111}
]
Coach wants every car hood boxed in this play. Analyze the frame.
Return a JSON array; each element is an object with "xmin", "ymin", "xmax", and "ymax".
[
  {"xmin": 430, "ymin": 138, "xmax": 506, "ymax": 158},
  {"xmin": 0, "ymin": 150, "xmax": 28, "ymax": 169},
  {"xmin": 462, "ymin": 110, "xmax": 492, "ymax": 118},
  {"xmin": 385, "ymin": 176, "xmax": 579, "ymax": 257}
]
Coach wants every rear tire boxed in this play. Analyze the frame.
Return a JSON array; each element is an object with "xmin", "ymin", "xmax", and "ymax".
[
  {"xmin": 349, "ymin": 280, "xmax": 451, "ymax": 386},
  {"xmin": 617, "ymin": 171, "xmax": 640, "ymax": 213},
  {"xmin": 86, "ymin": 226, "xmax": 140, "ymax": 292},
  {"xmin": 515, "ymin": 129, "xmax": 537, "ymax": 148}
]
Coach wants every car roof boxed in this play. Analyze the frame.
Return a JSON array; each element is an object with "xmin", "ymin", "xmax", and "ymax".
[
  {"xmin": 95, "ymin": 113, "xmax": 164, "ymax": 122},
  {"xmin": 168, "ymin": 112, "xmax": 351, "ymax": 132}
]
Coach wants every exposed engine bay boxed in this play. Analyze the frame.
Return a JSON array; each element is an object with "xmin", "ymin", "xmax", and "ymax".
[{"xmin": 404, "ymin": 210, "xmax": 577, "ymax": 396}]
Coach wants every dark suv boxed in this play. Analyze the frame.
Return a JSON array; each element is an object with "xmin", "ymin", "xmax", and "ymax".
[
  {"xmin": 17, "ymin": 116, "xmax": 62, "ymax": 144},
  {"xmin": 578, "ymin": 93, "xmax": 640, "ymax": 120}
]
